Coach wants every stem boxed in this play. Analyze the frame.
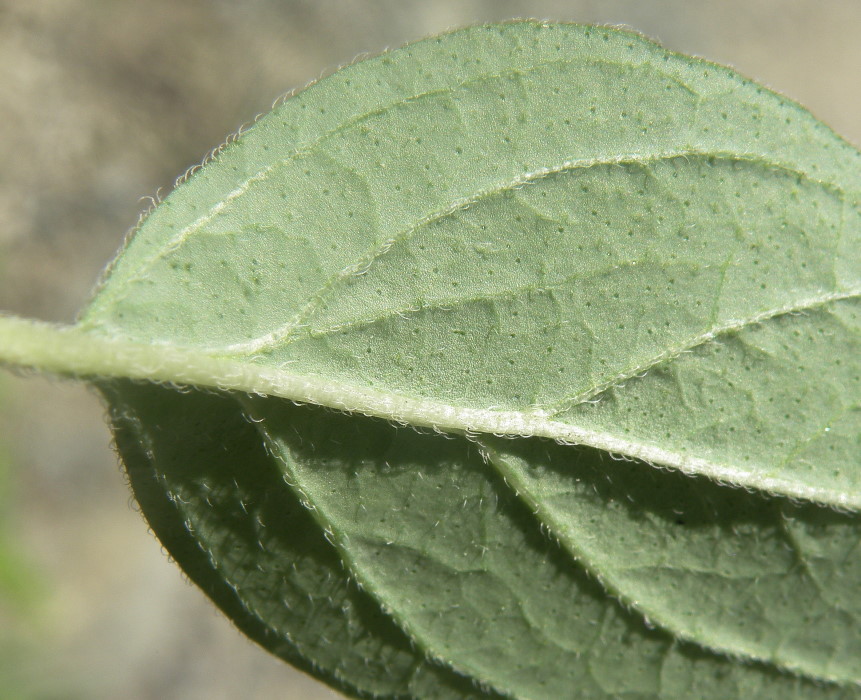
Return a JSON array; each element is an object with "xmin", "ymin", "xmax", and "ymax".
[{"xmin": 0, "ymin": 314, "xmax": 252, "ymax": 389}]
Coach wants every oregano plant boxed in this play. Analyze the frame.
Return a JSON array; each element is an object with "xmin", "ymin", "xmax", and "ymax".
[{"xmin": 1, "ymin": 20, "xmax": 860, "ymax": 699}]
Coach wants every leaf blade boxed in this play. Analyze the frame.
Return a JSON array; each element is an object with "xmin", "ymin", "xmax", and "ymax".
[
  {"xmin": 59, "ymin": 20, "xmax": 861, "ymax": 699},
  {"xmin": 249, "ymin": 397, "xmax": 855, "ymax": 699},
  {"xmin": 105, "ymin": 381, "xmax": 496, "ymax": 700},
  {"xmin": 75, "ymin": 23, "xmax": 861, "ymax": 505},
  {"xmin": 478, "ymin": 435, "xmax": 861, "ymax": 683}
]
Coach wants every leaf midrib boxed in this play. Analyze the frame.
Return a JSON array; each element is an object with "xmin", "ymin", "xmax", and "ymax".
[{"xmin": 1, "ymin": 284, "xmax": 859, "ymax": 509}]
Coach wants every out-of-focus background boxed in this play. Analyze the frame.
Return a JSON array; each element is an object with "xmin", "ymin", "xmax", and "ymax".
[{"xmin": 0, "ymin": 1, "xmax": 859, "ymax": 698}]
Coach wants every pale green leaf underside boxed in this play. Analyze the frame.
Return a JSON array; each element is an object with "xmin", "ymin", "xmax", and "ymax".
[
  {"xmin": 51, "ymin": 20, "xmax": 861, "ymax": 699},
  {"xmin": 77, "ymin": 22, "xmax": 861, "ymax": 508}
]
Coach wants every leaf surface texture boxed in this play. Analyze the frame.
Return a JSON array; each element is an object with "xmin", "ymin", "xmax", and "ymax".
[{"xmin": 76, "ymin": 22, "xmax": 861, "ymax": 699}]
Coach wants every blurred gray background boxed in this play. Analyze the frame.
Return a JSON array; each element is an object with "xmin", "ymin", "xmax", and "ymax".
[{"xmin": 0, "ymin": 1, "xmax": 858, "ymax": 698}]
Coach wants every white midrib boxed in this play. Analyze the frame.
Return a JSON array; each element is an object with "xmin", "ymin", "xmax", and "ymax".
[{"xmin": 0, "ymin": 290, "xmax": 858, "ymax": 510}]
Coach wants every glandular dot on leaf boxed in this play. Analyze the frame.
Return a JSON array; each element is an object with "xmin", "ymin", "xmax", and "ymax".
[{"xmin": 73, "ymin": 21, "xmax": 860, "ymax": 700}]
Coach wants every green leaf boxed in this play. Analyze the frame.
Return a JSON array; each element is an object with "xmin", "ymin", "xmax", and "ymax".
[
  {"xmin": 479, "ymin": 436, "xmax": 861, "ymax": 683},
  {"xmin": 73, "ymin": 21, "xmax": 861, "ymax": 508},
  {"xmin": 0, "ymin": 19, "xmax": 858, "ymax": 699},
  {"xmin": 247, "ymin": 397, "xmax": 853, "ymax": 699},
  {"xmin": 105, "ymin": 381, "xmax": 497, "ymax": 699}
]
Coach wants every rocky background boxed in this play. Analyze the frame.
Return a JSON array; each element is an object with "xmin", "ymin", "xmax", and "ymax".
[{"xmin": 0, "ymin": 1, "xmax": 859, "ymax": 698}]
